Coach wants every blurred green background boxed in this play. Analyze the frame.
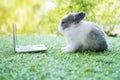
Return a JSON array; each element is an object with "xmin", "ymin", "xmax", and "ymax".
[{"xmin": 0, "ymin": 0, "xmax": 120, "ymax": 36}]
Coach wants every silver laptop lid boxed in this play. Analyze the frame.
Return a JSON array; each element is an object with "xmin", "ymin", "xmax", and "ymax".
[{"xmin": 12, "ymin": 24, "xmax": 17, "ymax": 52}]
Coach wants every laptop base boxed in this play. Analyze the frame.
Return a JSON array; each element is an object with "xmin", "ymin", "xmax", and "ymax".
[{"xmin": 15, "ymin": 44, "xmax": 47, "ymax": 52}]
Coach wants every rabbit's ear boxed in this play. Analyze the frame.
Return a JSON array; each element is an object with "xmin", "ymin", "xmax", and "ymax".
[{"xmin": 74, "ymin": 12, "xmax": 86, "ymax": 22}]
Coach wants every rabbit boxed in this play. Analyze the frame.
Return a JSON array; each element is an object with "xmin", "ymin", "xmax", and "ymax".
[{"xmin": 58, "ymin": 12, "xmax": 108, "ymax": 53}]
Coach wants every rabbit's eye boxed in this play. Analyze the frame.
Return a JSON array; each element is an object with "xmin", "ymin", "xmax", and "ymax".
[
  {"xmin": 62, "ymin": 21, "xmax": 66, "ymax": 25},
  {"xmin": 72, "ymin": 18, "xmax": 75, "ymax": 22}
]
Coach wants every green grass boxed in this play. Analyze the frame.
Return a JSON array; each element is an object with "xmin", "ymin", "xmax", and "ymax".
[{"xmin": 0, "ymin": 35, "xmax": 120, "ymax": 80}]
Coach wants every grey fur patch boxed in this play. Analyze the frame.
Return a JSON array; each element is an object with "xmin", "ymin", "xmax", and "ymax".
[
  {"xmin": 74, "ymin": 12, "xmax": 86, "ymax": 23},
  {"xmin": 77, "ymin": 44, "xmax": 84, "ymax": 52},
  {"xmin": 61, "ymin": 12, "xmax": 86, "ymax": 30},
  {"xmin": 61, "ymin": 14, "xmax": 74, "ymax": 30},
  {"xmin": 86, "ymin": 29, "xmax": 108, "ymax": 51}
]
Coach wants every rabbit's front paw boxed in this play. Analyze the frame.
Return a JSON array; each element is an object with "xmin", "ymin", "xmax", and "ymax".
[{"xmin": 61, "ymin": 47, "xmax": 75, "ymax": 53}]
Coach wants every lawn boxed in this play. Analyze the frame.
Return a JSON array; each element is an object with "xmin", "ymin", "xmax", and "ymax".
[{"xmin": 0, "ymin": 35, "xmax": 120, "ymax": 80}]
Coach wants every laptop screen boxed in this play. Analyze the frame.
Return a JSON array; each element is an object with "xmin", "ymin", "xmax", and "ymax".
[{"xmin": 12, "ymin": 24, "xmax": 17, "ymax": 52}]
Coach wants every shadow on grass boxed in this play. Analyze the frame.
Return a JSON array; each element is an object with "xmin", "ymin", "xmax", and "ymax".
[
  {"xmin": 70, "ymin": 50, "xmax": 109, "ymax": 55},
  {"xmin": 17, "ymin": 50, "xmax": 48, "ymax": 54}
]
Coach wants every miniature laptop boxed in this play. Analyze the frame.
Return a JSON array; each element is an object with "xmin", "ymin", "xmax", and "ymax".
[{"xmin": 12, "ymin": 24, "xmax": 47, "ymax": 52}]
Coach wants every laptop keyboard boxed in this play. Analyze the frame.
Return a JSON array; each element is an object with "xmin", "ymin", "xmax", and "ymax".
[
  {"xmin": 19, "ymin": 46, "xmax": 33, "ymax": 50},
  {"xmin": 16, "ymin": 45, "xmax": 47, "ymax": 52}
]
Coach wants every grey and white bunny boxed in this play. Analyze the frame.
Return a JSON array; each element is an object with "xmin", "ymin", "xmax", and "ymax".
[{"xmin": 58, "ymin": 12, "xmax": 108, "ymax": 53}]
